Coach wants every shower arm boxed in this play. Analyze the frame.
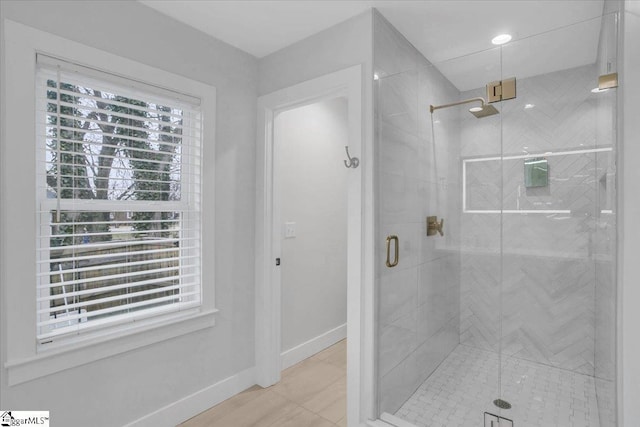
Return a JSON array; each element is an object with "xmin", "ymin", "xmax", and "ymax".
[{"xmin": 429, "ymin": 97, "xmax": 487, "ymax": 113}]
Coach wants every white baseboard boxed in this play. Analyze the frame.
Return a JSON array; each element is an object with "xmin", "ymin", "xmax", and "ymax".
[
  {"xmin": 281, "ymin": 323, "xmax": 347, "ymax": 370},
  {"xmin": 124, "ymin": 367, "xmax": 256, "ymax": 427}
]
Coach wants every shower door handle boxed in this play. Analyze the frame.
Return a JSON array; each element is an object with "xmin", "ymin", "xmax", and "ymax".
[{"xmin": 386, "ymin": 235, "xmax": 399, "ymax": 268}]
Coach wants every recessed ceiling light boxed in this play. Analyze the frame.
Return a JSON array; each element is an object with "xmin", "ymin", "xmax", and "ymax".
[
  {"xmin": 524, "ymin": 103, "xmax": 535, "ymax": 109},
  {"xmin": 492, "ymin": 34, "xmax": 512, "ymax": 45},
  {"xmin": 591, "ymin": 87, "xmax": 609, "ymax": 93},
  {"xmin": 469, "ymin": 106, "xmax": 483, "ymax": 113}
]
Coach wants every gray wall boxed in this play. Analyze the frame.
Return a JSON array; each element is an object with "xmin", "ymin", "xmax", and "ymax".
[
  {"xmin": 276, "ymin": 97, "xmax": 348, "ymax": 353},
  {"xmin": 258, "ymin": 11, "xmax": 373, "ymax": 97},
  {"xmin": 373, "ymin": 11, "xmax": 461, "ymax": 414},
  {"xmin": 0, "ymin": 1, "xmax": 258, "ymax": 426}
]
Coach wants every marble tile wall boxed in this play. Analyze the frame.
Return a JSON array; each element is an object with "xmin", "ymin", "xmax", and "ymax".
[
  {"xmin": 501, "ymin": 254, "xmax": 596, "ymax": 375},
  {"xmin": 373, "ymin": 10, "xmax": 461, "ymax": 415},
  {"xmin": 460, "ymin": 64, "xmax": 612, "ymax": 377}
]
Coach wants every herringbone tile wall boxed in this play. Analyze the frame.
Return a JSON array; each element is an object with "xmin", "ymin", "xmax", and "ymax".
[
  {"xmin": 460, "ymin": 64, "xmax": 616, "ymax": 379},
  {"xmin": 501, "ymin": 254, "xmax": 595, "ymax": 375}
]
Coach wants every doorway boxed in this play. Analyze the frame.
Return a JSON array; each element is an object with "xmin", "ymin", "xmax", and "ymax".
[
  {"xmin": 274, "ymin": 97, "xmax": 349, "ymax": 370},
  {"xmin": 255, "ymin": 65, "xmax": 366, "ymax": 427}
]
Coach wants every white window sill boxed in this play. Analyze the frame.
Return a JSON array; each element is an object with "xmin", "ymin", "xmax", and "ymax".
[{"xmin": 4, "ymin": 309, "xmax": 218, "ymax": 386}]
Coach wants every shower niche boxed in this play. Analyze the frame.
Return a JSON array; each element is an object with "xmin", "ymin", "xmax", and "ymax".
[{"xmin": 373, "ymin": 9, "xmax": 618, "ymax": 427}]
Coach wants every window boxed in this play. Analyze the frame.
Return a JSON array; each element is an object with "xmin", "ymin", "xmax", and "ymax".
[
  {"xmin": 35, "ymin": 55, "xmax": 202, "ymax": 346},
  {"xmin": 4, "ymin": 22, "xmax": 215, "ymax": 384}
]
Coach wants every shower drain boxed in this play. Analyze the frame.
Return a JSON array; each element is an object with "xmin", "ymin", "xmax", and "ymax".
[{"xmin": 493, "ymin": 399, "xmax": 512, "ymax": 410}]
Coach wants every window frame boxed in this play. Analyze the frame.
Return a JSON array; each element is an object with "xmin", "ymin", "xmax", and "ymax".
[
  {"xmin": 35, "ymin": 59, "xmax": 203, "ymax": 346},
  {"xmin": 2, "ymin": 20, "xmax": 217, "ymax": 386}
]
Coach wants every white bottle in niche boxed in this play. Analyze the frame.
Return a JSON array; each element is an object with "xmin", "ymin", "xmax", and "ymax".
[{"xmin": 284, "ymin": 222, "xmax": 296, "ymax": 238}]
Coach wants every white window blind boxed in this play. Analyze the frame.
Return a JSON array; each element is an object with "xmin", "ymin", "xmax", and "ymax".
[{"xmin": 35, "ymin": 55, "xmax": 203, "ymax": 345}]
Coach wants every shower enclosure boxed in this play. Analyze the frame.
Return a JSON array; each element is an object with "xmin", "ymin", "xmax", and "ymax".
[{"xmin": 374, "ymin": 9, "xmax": 618, "ymax": 427}]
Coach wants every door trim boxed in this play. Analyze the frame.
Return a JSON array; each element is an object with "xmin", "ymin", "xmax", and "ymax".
[{"xmin": 255, "ymin": 65, "xmax": 365, "ymax": 426}]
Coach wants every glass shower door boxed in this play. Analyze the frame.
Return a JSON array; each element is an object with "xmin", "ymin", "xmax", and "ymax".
[
  {"xmin": 374, "ymin": 43, "xmax": 504, "ymax": 425},
  {"xmin": 374, "ymin": 10, "xmax": 618, "ymax": 427}
]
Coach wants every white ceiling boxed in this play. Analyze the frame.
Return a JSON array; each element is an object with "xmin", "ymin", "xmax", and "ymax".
[
  {"xmin": 139, "ymin": 0, "xmax": 375, "ymax": 58},
  {"xmin": 140, "ymin": 0, "xmax": 606, "ymax": 90}
]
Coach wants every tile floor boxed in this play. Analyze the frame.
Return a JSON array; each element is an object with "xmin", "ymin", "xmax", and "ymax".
[
  {"xmin": 180, "ymin": 339, "xmax": 347, "ymax": 427},
  {"xmin": 395, "ymin": 344, "xmax": 601, "ymax": 427}
]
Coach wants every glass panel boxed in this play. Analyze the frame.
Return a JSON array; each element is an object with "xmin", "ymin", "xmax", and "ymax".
[
  {"xmin": 374, "ymin": 8, "xmax": 503, "ymax": 421},
  {"xmin": 499, "ymin": 13, "xmax": 618, "ymax": 427},
  {"xmin": 444, "ymin": 47, "xmax": 504, "ymax": 423}
]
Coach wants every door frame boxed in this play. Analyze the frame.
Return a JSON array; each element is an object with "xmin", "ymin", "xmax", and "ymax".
[{"xmin": 255, "ymin": 65, "xmax": 368, "ymax": 426}]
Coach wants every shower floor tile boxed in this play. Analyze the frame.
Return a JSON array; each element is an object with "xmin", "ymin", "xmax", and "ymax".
[{"xmin": 395, "ymin": 344, "xmax": 600, "ymax": 427}]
